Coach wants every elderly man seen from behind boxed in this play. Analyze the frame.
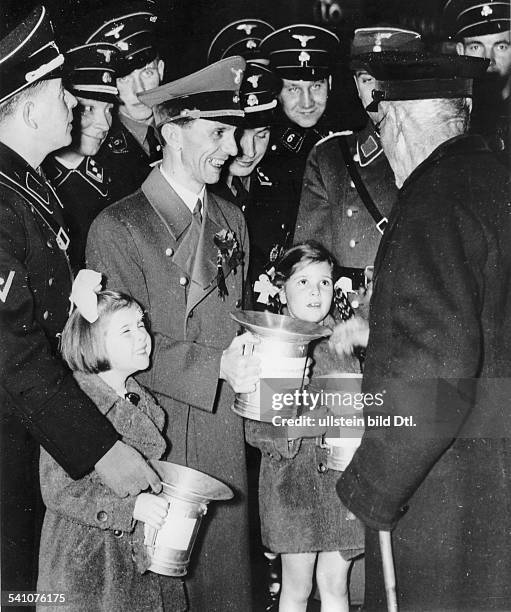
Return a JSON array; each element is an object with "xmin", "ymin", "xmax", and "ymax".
[{"xmin": 336, "ymin": 51, "xmax": 511, "ymax": 610}]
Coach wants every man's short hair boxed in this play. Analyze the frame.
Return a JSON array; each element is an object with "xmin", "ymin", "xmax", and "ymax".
[
  {"xmin": 154, "ymin": 102, "xmax": 196, "ymax": 129},
  {"xmin": 0, "ymin": 80, "xmax": 50, "ymax": 124}
]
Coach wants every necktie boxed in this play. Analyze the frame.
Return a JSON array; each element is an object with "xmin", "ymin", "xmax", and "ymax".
[
  {"xmin": 145, "ymin": 125, "xmax": 162, "ymax": 164},
  {"xmin": 125, "ymin": 392, "xmax": 140, "ymax": 406},
  {"xmin": 194, "ymin": 198, "xmax": 203, "ymax": 224}
]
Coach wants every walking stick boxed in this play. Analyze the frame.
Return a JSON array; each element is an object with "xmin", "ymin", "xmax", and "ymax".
[{"xmin": 379, "ymin": 530, "xmax": 398, "ymax": 612}]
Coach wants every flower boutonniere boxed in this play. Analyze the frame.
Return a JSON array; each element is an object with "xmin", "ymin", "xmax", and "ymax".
[{"xmin": 213, "ymin": 229, "xmax": 243, "ymax": 299}]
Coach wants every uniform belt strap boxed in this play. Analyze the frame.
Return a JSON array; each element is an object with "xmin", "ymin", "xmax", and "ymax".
[{"xmin": 338, "ymin": 135, "xmax": 388, "ymax": 235}]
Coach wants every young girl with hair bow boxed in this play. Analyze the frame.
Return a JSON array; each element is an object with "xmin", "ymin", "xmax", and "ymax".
[{"xmin": 36, "ymin": 270, "xmax": 186, "ymax": 612}]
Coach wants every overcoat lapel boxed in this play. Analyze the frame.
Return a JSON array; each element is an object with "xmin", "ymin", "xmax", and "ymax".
[
  {"xmin": 142, "ymin": 168, "xmax": 196, "ymax": 277},
  {"xmin": 186, "ymin": 191, "xmax": 236, "ymax": 316},
  {"xmin": 141, "ymin": 169, "xmax": 238, "ymax": 315}
]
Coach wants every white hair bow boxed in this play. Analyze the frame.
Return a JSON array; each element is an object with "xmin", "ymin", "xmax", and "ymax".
[{"xmin": 69, "ymin": 269, "xmax": 102, "ymax": 323}]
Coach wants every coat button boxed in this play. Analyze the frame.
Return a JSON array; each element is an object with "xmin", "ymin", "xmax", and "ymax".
[
  {"xmin": 350, "ymin": 180, "xmax": 356, "ymax": 189},
  {"xmin": 235, "ymin": 299, "xmax": 242, "ymax": 308},
  {"xmin": 347, "ymin": 208, "xmax": 358, "ymax": 217},
  {"xmin": 48, "ymin": 277, "xmax": 53, "ymax": 286},
  {"xmin": 43, "ymin": 311, "xmax": 49, "ymax": 320},
  {"xmin": 96, "ymin": 510, "xmax": 108, "ymax": 522},
  {"xmin": 317, "ymin": 462, "xmax": 327, "ymax": 474},
  {"xmin": 165, "ymin": 248, "xmax": 174, "ymax": 256},
  {"xmin": 349, "ymin": 239, "xmax": 357, "ymax": 248},
  {"xmin": 113, "ymin": 529, "xmax": 123, "ymax": 538},
  {"xmin": 179, "ymin": 276, "xmax": 188, "ymax": 286}
]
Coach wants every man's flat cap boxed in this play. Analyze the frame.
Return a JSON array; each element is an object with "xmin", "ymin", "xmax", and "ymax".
[
  {"xmin": 85, "ymin": 1, "xmax": 159, "ymax": 76},
  {"xmin": 443, "ymin": 0, "xmax": 510, "ymax": 38},
  {"xmin": 260, "ymin": 24, "xmax": 339, "ymax": 80},
  {"xmin": 138, "ymin": 56, "xmax": 246, "ymax": 126},
  {"xmin": 350, "ymin": 26, "xmax": 423, "ymax": 70},
  {"xmin": 362, "ymin": 51, "xmax": 489, "ymax": 111},
  {"xmin": 241, "ymin": 61, "xmax": 281, "ymax": 127},
  {"xmin": 0, "ymin": 5, "xmax": 64, "ymax": 104},
  {"xmin": 208, "ymin": 19, "xmax": 275, "ymax": 64},
  {"xmin": 66, "ymin": 43, "xmax": 122, "ymax": 102}
]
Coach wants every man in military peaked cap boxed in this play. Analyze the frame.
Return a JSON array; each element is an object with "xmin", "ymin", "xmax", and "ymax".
[
  {"xmin": 336, "ymin": 50, "xmax": 511, "ymax": 609},
  {"xmin": 44, "ymin": 41, "xmax": 123, "ymax": 271},
  {"xmin": 444, "ymin": 0, "xmax": 510, "ymax": 157},
  {"xmin": 208, "ymin": 40, "xmax": 283, "ymax": 310},
  {"xmin": 0, "ymin": 5, "xmax": 161, "ymax": 597},
  {"xmin": 250, "ymin": 24, "xmax": 340, "ymax": 267},
  {"xmin": 86, "ymin": 1, "xmax": 166, "ymax": 200},
  {"xmin": 296, "ymin": 26, "xmax": 423, "ymax": 296},
  {"xmin": 87, "ymin": 56, "xmax": 260, "ymax": 612}
]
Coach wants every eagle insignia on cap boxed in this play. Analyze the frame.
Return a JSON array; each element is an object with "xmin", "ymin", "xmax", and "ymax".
[
  {"xmin": 97, "ymin": 48, "xmax": 114, "ymax": 63},
  {"xmin": 373, "ymin": 32, "xmax": 392, "ymax": 52},
  {"xmin": 105, "ymin": 23, "xmax": 125, "ymax": 39},
  {"xmin": 246, "ymin": 39, "xmax": 257, "ymax": 50},
  {"xmin": 237, "ymin": 23, "xmax": 256, "ymax": 35},
  {"xmin": 247, "ymin": 93, "xmax": 259, "ymax": 106},
  {"xmin": 292, "ymin": 34, "xmax": 315, "ymax": 48},
  {"xmin": 102, "ymin": 71, "xmax": 112, "ymax": 83},
  {"xmin": 247, "ymin": 74, "xmax": 261, "ymax": 88},
  {"xmin": 481, "ymin": 5, "xmax": 493, "ymax": 17},
  {"xmin": 231, "ymin": 67, "xmax": 243, "ymax": 84},
  {"xmin": 298, "ymin": 51, "xmax": 311, "ymax": 67}
]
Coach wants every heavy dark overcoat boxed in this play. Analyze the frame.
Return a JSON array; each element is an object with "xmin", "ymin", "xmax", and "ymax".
[
  {"xmin": 337, "ymin": 135, "xmax": 511, "ymax": 610},
  {"xmin": 0, "ymin": 142, "xmax": 117, "ymax": 594},
  {"xmin": 295, "ymin": 123, "xmax": 397, "ymax": 273},
  {"xmin": 87, "ymin": 167, "xmax": 252, "ymax": 612}
]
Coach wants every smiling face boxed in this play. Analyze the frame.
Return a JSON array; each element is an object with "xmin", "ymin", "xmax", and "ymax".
[
  {"xmin": 458, "ymin": 30, "xmax": 511, "ymax": 77},
  {"xmin": 280, "ymin": 260, "xmax": 333, "ymax": 323},
  {"xmin": 73, "ymin": 97, "xmax": 113, "ymax": 156},
  {"xmin": 229, "ymin": 126, "xmax": 270, "ymax": 177},
  {"xmin": 171, "ymin": 119, "xmax": 238, "ymax": 192},
  {"xmin": 103, "ymin": 305, "xmax": 152, "ymax": 380},
  {"xmin": 278, "ymin": 78, "xmax": 329, "ymax": 128},
  {"xmin": 116, "ymin": 59, "xmax": 164, "ymax": 122}
]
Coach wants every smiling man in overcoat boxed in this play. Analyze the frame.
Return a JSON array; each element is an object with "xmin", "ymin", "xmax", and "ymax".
[{"xmin": 87, "ymin": 56, "xmax": 260, "ymax": 611}]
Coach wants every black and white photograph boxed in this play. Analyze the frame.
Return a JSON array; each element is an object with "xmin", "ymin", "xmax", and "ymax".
[{"xmin": 0, "ymin": 0, "xmax": 510, "ymax": 610}]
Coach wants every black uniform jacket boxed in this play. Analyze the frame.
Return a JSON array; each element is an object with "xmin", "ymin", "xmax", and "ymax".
[
  {"xmin": 44, "ymin": 155, "xmax": 113, "ymax": 271},
  {"xmin": 0, "ymin": 142, "xmax": 117, "ymax": 476},
  {"xmin": 252, "ymin": 112, "xmax": 335, "ymax": 263},
  {"xmin": 95, "ymin": 113, "xmax": 157, "ymax": 203},
  {"xmin": 337, "ymin": 135, "xmax": 511, "ymax": 610}
]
